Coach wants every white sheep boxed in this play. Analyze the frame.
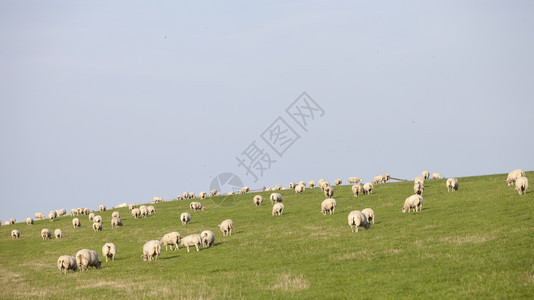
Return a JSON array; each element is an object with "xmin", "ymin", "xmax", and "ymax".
[
  {"xmin": 183, "ymin": 192, "xmax": 189, "ymax": 199},
  {"xmin": 295, "ymin": 183, "xmax": 305, "ymax": 195},
  {"xmin": 201, "ymin": 230, "xmax": 215, "ymax": 248},
  {"xmin": 57, "ymin": 255, "xmax": 77, "ymax": 274},
  {"xmin": 139, "ymin": 206, "xmax": 148, "ymax": 217},
  {"xmin": 334, "ymin": 178, "xmax": 342, "ymax": 186},
  {"xmin": 515, "ymin": 176, "xmax": 529, "ymax": 195},
  {"xmin": 269, "ymin": 193, "xmax": 282, "ymax": 204},
  {"xmin": 147, "ymin": 206, "xmax": 155, "ymax": 215},
  {"xmin": 76, "ymin": 249, "xmax": 102, "ymax": 271},
  {"xmin": 41, "ymin": 228, "xmax": 51, "ymax": 240},
  {"xmin": 272, "ymin": 202, "xmax": 285, "ymax": 216},
  {"xmin": 210, "ymin": 189, "xmax": 218, "ymax": 197},
  {"xmin": 111, "ymin": 217, "xmax": 123, "ymax": 229},
  {"xmin": 102, "ymin": 242, "xmax": 117, "ymax": 262},
  {"xmin": 199, "ymin": 192, "xmax": 207, "ymax": 199},
  {"xmin": 414, "ymin": 182, "xmax": 424, "ymax": 195},
  {"xmin": 383, "ymin": 174, "xmax": 391, "ymax": 182},
  {"xmin": 88, "ymin": 212, "xmax": 95, "ymax": 222},
  {"xmin": 324, "ymin": 186, "xmax": 334, "ymax": 198},
  {"xmin": 114, "ymin": 203, "xmax": 127, "ymax": 209},
  {"xmin": 321, "ymin": 198, "xmax": 337, "ymax": 215},
  {"xmin": 363, "ymin": 183, "xmax": 373, "ymax": 195},
  {"xmin": 11, "ymin": 229, "xmax": 20, "ymax": 239},
  {"xmin": 446, "ymin": 178, "xmax": 459, "ymax": 192},
  {"xmin": 298, "ymin": 181, "xmax": 306, "ymax": 187},
  {"xmin": 70, "ymin": 218, "xmax": 80, "ymax": 229},
  {"xmin": 348, "ymin": 177, "xmax": 362, "ymax": 184},
  {"xmin": 176, "ymin": 196, "xmax": 182, "ymax": 200},
  {"xmin": 153, "ymin": 196, "xmax": 163, "ymax": 203},
  {"xmin": 26, "ymin": 217, "xmax": 33, "ymax": 225},
  {"xmin": 93, "ymin": 222, "xmax": 103, "ymax": 232},
  {"xmin": 422, "ymin": 171, "xmax": 430, "ymax": 180},
  {"xmin": 83, "ymin": 208, "xmax": 90, "ymax": 215},
  {"xmin": 320, "ymin": 181, "xmax": 331, "ymax": 191},
  {"xmin": 180, "ymin": 234, "xmax": 202, "ymax": 253},
  {"xmin": 402, "ymin": 195, "xmax": 424, "ymax": 213},
  {"xmin": 352, "ymin": 184, "xmax": 362, "ymax": 197},
  {"xmin": 219, "ymin": 219, "xmax": 234, "ymax": 236},
  {"xmin": 253, "ymin": 195, "xmax": 263, "ymax": 206},
  {"xmin": 9, "ymin": 218, "xmax": 15, "ymax": 224},
  {"xmin": 54, "ymin": 229, "xmax": 62, "ymax": 239},
  {"xmin": 273, "ymin": 184, "xmax": 282, "ymax": 191},
  {"xmin": 160, "ymin": 232, "xmax": 181, "ymax": 251},
  {"xmin": 99, "ymin": 205, "xmax": 106, "ymax": 212},
  {"xmin": 4, "ymin": 221, "xmax": 8, "ymax": 225},
  {"xmin": 131, "ymin": 208, "xmax": 141, "ymax": 219},
  {"xmin": 361, "ymin": 208, "xmax": 375, "ymax": 225},
  {"xmin": 308, "ymin": 180, "xmax": 316, "ymax": 188},
  {"xmin": 189, "ymin": 202, "xmax": 204, "ymax": 212},
  {"xmin": 93, "ymin": 215, "xmax": 102, "ymax": 223},
  {"xmin": 347, "ymin": 210, "xmax": 370, "ymax": 232},
  {"xmin": 57, "ymin": 209, "xmax": 66, "ymax": 217},
  {"xmin": 180, "ymin": 212, "xmax": 191, "ymax": 225},
  {"xmin": 414, "ymin": 176, "xmax": 425, "ymax": 185},
  {"xmin": 128, "ymin": 203, "xmax": 136, "ymax": 211},
  {"xmin": 432, "ymin": 172, "xmax": 441, "ymax": 179},
  {"xmin": 35, "ymin": 212, "xmax": 45, "ymax": 220},
  {"xmin": 142, "ymin": 240, "xmax": 162, "ymax": 261},
  {"xmin": 506, "ymin": 169, "xmax": 526, "ymax": 186},
  {"xmin": 189, "ymin": 192, "xmax": 195, "ymax": 199},
  {"xmin": 70, "ymin": 209, "xmax": 78, "ymax": 216},
  {"xmin": 239, "ymin": 186, "xmax": 250, "ymax": 194},
  {"xmin": 111, "ymin": 211, "xmax": 120, "ymax": 219},
  {"xmin": 48, "ymin": 212, "xmax": 55, "ymax": 222},
  {"xmin": 373, "ymin": 175, "xmax": 384, "ymax": 185}
]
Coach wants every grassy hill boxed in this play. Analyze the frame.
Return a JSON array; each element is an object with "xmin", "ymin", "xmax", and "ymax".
[{"xmin": 0, "ymin": 172, "xmax": 532, "ymax": 299}]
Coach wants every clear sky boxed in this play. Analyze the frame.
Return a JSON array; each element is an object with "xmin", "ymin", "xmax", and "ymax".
[{"xmin": 1, "ymin": 1, "xmax": 533, "ymax": 223}]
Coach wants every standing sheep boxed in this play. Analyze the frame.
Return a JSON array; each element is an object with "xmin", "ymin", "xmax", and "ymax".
[
  {"xmin": 93, "ymin": 222, "xmax": 103, "ymax": 232},
  {"xmin": 72, "ymin": 218, "xmax": 81, "ymax": 228},
  {"xmin": 128, "ymin": 203, "xmax": 136, "ymax": 211},
  {"xmin": 308, "ymin": 180, "xmax": 316, "ymax": 188},
  {"xmin": 321, "ymin": 198, "xmax": 337, "ymax": 215},
  {"xmin": 180, "ymin": 234, "xmax": 202, "ymax": 253},
  {"xmin": 41, "ymin": 228, "xmax": 52, "ymax": 240},
  {"xmin": 93, "ymin": 215, "xmax": 102, "ymax": 223},
  {"xmin": 189, "ymin": 202, "xmax": 204, "ymax": 212},
  {"xmin": 111, "ymin": 211, "xmax": 120, "ymax": 219},
  {"xmin": 432, "ymin": 172, "xmax": 441, "ymax": 179},
  {"xmin": 383, "ymin": 174, "xmax": 391, "ymax": 182},
  {"xmin": 515, "ymin": 176, "xmax": 529, "ymax": 195},
  {"xmin": 239, "ymin": 186, "xmax": 250, "ymax": 194},
  {"xmin": 363, "ymin": 183, "xmax": 373, "ymax": 195},
  {"xmin": 88, "ymin": 213, "xmax": 95, "ymax": 222},
  {"xmin": 99, "ymin": 205, "xmax": 106, "ymax": 212},
  {"xmin": 361, "ymin": 208, "xmax": 375, "ymax": 225},
  {"xmin": 288, "ymin": 182, "xmax": 296, "ymax": 189},
  {"xmin": 253, "ymin": 195, "xmax": 263, "ymax": 206},
  {"xmin": 139, "ymin": 206, "xmax": 148, "ymax": 217},
  {"xmin": 76, "ymin": 249, "xmax": 101, "ymax": 271},
  {"xmin": 199, "ymin": 192, "xmax": 207, "ymax": 199},
  {"xmin": 201, "ymin": 230, "xmax": 215, "ymax": 248},
  {"xmin": 348, "ymin": 177, "xmax": 362, "ymax": 184},
  {"xmin": 273, "ymin": 184, "xmax": 282, "ymax": 191},
  {"xmin": 131, "ymin": 208, "xmax": 141, "ymax": 219},
  {"xmin": 160, "ymin": 232, "xmax": 181, "ymax": 251},
  {"xmin": 373, "ymin": 175, "xmax": 384, "ymax": 185},
  {"xmin": 422, "ymin": 171, "xmax": 430, "ymax": 180},
  {"xmin": 48, "ymin": 212, "xmax": 55, "ymax": 222},
  {"xmin": 153, "ymin": 196, "xmax": 163, "ymax": 203},
  {"xmin": 189, "ymin": 192, "xmax": 196, "ymax": 199},
  {"xmin": 102, "ymin": 243, "xmax": 117, "ymax": 262},
  {"xmin": 54, "ymin": 229, "xmax": 62, "ymax": 239},
  {"xmin": 210, "ymin": 189, "xmax": 218, "ymax": 197},
  {"xmin": 218, "ymin": 219, "xmax": 234, "ymax": 236},
  {"xmin": 352, "ymin": 184, "xmax": 362, "ymax": 197},
  {"xmin": 272, "ymin": 202, "xmax": 285, "ymax": 216},
  {"xmin": 506, "ymin": 169, "xmax": 525, "ymax": 186},
  {"xmin": 334, "ymin": 178, "xmax": 342, "ymax": 186},
  {"xmin": 180, "ymin": 212, "xmax": 191, "ymax": 225},
  {"xmin": 83, "ymin": 208, "xmax": 90, "ymax": 215},
  {"xmin": 147, "ymin": 206, "xmax": 156, "ymax": 215},
  {"xmin": 183, "ymin": 192, "xmax": 189, "ymax": 199},
  {"xmin": 142, "ymin": 240, "xmax": 162, "ymax": 261},
  {"xmin": 347, "ymin": 210, "xmax": 370, "ymax": 233},
  {"xmin": 324, "ymin": 186, "xmax": 334, "ymax": 198},
  {"xmin": 111, "ymin": 217, "xmax": 123, "ymax": 229},
  {"xmin": 295, "ymin": 184, "xmax": 305, "ymax": 195},
  {"xmin": 402, "ymin": 195, "xmax": 424, "ymax": 213},
  {"xmin": 269, "ymin": 193, "xmax": 283, "ymax": 204},
  {"xmin": 11, "ymin": 229, "xmax": 20, "ymax": 239},
  {"xmin": 414, "ymin": 182, "xmax": 424, "ymax": 195},
  {"xmin": 26, "ymin": 217, "xmax": 33, "ymax": 225},
  {"xmin": 35, "ymin": 212, "xmax": 45, "ymax": 220},
  {"xmin": 446, "ymin": 178, "xmax": 459, "ymax": 192},
  {"xmin": 57, "ymin": 256, "xmax": 77, "ymax": 274},
  {"xmin": 414, "ymin": 176, "xmax": 425, "ymax": 185}
]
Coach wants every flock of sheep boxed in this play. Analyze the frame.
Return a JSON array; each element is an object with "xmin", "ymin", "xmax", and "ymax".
[{"xmin": 4, "ymin": 168, "xmax": 529, "ymax": 274}]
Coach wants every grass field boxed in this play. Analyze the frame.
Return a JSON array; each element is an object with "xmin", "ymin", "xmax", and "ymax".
[{"xmin": 0, "ymin": 172, "xmax": 533, "ymax": 299}]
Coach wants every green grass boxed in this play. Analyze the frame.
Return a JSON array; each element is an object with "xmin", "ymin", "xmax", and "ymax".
[{"xmin": 1, "ymin": 173, "xmax": 533, "ymax": 299}]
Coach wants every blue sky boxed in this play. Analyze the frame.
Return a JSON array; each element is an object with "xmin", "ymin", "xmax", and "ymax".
[{"xmin": 1, "ymin": 1, "xmax": 533, "ymax": 223}]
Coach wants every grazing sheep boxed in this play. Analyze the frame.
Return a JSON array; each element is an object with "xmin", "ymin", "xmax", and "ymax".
[
  {"xmin": 189, "ymin": 202, "xmax": 204, "ymax": 212},
  {"xmin": 72, "ymin": 218, "xmax": 81, "ymax": 228},
  {"xmin": 446, "ymin": 178, "xmax": 459, "ymax": 192},
  {"xmin": 128, "ymin": 203, "xmax": 136, "ymax": 211},
  {"xmin": 131, "ymin": 208, "xmax": 141, "ymax": 219},
  {"xmin": 153, "ymin": 196, "xmax": 163, "ymax": 203},
  {"xmin": 273, "ymin": 184, "xmax": 282, "ymax": 191},
  {"xmin": 102, "ymin": 243, "xmax": 117, "ymax": 262},
  {"xmin": 88, "ymin": 213, "xmax": 95, "ymax": 222},
  {"xmin": 361, "ymin": 208, "xmax": 375, "ymax": 225},
  {"xmin": 295, "ymin": 183, "xmax": 305, "ymax": 195},
  {"xmin": 9, "ymin": 218, "xmax": 15, "ymax": 224},
  {"xmin": 272, "ymin": 203, "xmax": 285, "ymax": 216},
  {"xmin": 253, "ymin": 195, "xmax": 263, "ymax": 206},
  {"xmin": 142, "ymin": 240, "xmax": 162, "ymax": 261},
  {"xmin": 363, "ymin": 183, "xmax": 373, "ymax": 195},
  {"xmin": 4, "ymin": 221, "xmax": 9, "ymax": 225},
  {"xmin": 288, "ymin": 182, "xmax": 296, "ymax": 189},
  {"xmin": 35, "ymin": 212, "xmax": 45, "ymax": 220},
  {"xmin": 227, "ymin": 191, "xmax": 235, "ymax": 195},
  {"xmin": 334, "ymin": 179, "xmax": 342, "ymax": 186},
  {"xmin": 352, "ymin": 184, "xmax": 362, "ymax": 197},
  {"xmin": 76, "ymin": 249, "xmax": 102, "ymax": 271},
  {"xmin": 308, "ymin": 180, "xmax": 316, "ymax": 188},
  {"xmin": 515, "ymin": 176, "xmax": 529, "ymax": 195},
  {"xmin": 324, "ymin": 186, "xmax": 334, "ymax": 198},
  {"xmin": 114, "ymin": 203, "xmax": 127, "ymax": 209},
  {"xmin": 373, "ymin": 175, "xmax": 384, "ymax": 185},
  {"xmin": 239, "ymin": 186, "xmax": 250, "ymax": 194},
  {"xmin": 199, "ymin": 192, "xmax": 207, "ymax": 199},
  {"xmin": 26, "ymin": 217, "xmax": 33, "ymax": 225},
  {"xmin": 506, "ymin": 169, "xmax": 526, "ymax": 186},
  {"xmin": 93, "ymin": 215, "xmax": 102, "ymax": 223},
  {"xmin": 320, "ymin": 181, "xmax": 330, "ymax": 191},
  {"xmin": 402, "ymin": 195, "xmax": 424, "ymax": 213},
  {"xmin": 183, "ymin": 192, "xmax": 189, "ymax": 199},
  {"xmin": 70, "ymin": 209, "xmax": 78, "ymax": 216},
  {"xmin": 77, "ymin": 208, "xmax": 83, "ymax": 215},
  {"xmin": 210, "ymin": 189, "xmax": 218, "ymax": 197},
  {"xmin": 432, "ymin": 172, "xmax": 441, "ymax": 179},
  {"xmin": 48, "ymin": 212, "xmax": 55, "ymax": 222},
  {"xmin": 57, "ymin": 255, "xmax": 77, "ymax": 274},
  {"xmin": 147, "ymin": 206, "xmax": 155, "ymax": 215},
  {"xmin": 93, "ymin": 222, "xmax": 103, "ymax": 232},
  {"xmin": 414, "ymin": 176, "xmax": 425, "ymax": 185},
  {"xmin": 83, "ymin": 208, "xmax": 90, "ymax": 215},
  {"xmin": 189, "ymin": 192, "xmax": 195, "ymax": 199},
  {"xmin": 201, "ymin": 230, "xmax": 215, "ymax": 248},
  {"xmin": 176, "ymin": 196, "xmax": 182, "ymax": 200},
  {"xmin": 269, "ymin": 193, "xmax": 282, "ymax": 204},
  {"xmin": 321, "ymin": 198, "xmax": 337, "ymax": 215},
  {"xmin": 347, "ymin": 210, "xmax": 370, "ymax": 233},
  {"xmin": 11, "ymin": 229, "xmax": 20, "ymax": 239},
  {"xmin": 218, "ymin": 219, "xmax": 234, "ymax": 236},
  {"xmin": 414, "ymin": 182, "xmax": 424, "ymax": 195},
  {"xmin": 422, "ymin": 171, "xmax": 430, "ymax": 180},
  {"xmin": 111, "ymin": 211, "xmax": 120, "ymax": 219},
  {"xmin": 298, "ymin": 181, "xmax": 306, "ymax": 187},
  {"xmin": 160, "ymin": 232, "xmax": 181, "ymax": 251},
  {"xmin": 99, "ymin": 205, "xmax": 106, "ymax": 212},
  {"xmin": 56, "ymin": 209, "xmax": 66, "ymax": 217},
  {"xmin": 41, "ymin": 228, "xmax": 52, "ymax": 240},
  {"xmin": 139, "ymin": 206, "xmax": 148, "ymax": 217},
  {"xmin": 111, "ymin": 217, "xmax": 123, "ymax": 229},
  {"xmin": 180, "ymin": 212, "xmax": 191, "ymax": 225},
  {"xmin": 383, "ymin": 174, "xmax": 391, "ymax": 182},
  {"xmin": 54, "ymin": 229, "xmax": 62, "ymax": 239},
  {"xmin": 180, "ymin": 234, "xmax": 202, "ymax": 253},
  {"xmin": 348, "ymin": 177, "xmax": 362, "ymax": 184}
]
